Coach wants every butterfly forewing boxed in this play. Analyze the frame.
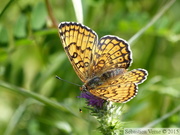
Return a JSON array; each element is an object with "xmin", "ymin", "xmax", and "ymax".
[
  {"xmin": 89, "ymin": 36, "xmax": 132, "ymax": 77},
  {"xmin": 59, "ymin": 22, "xmax": 98, "ymax": 82}
]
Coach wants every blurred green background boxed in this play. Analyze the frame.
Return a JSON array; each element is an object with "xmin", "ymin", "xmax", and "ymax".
[{"xmin": 0, "ymin": 0, "xmax": 180, "ymax": 135}]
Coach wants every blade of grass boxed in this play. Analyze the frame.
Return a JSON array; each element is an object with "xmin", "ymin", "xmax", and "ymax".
[
  {"xmin": 130, "ymin": 105, "xmax": 180, "ymax": 135},
  {"xmin": 0, "ymin": 80, "xmax": 78, "ymax": 116},
  {"xmin": 71, "ymin": 0, "xmax": 83, "ymax": 23},
  {"xmin": 143, "ymin": 105, "xmax": 180, "ymax": 128},
  {"xmin": 128, "ymin": 0, "xmax": 176, "ymax": 45},
  {"xmin": 0, "ymin": 0, "xmax": 16, "ymax": 19},
  {"xmin": 4, "ymin": 99, "xmax": 36, "ymax": 135}
]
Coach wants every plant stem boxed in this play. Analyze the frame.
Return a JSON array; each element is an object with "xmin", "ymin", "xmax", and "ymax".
[
  {"xmin": 143, "ymin": 105, "xmax": 180, "ymax": 128},
  {"xmin": 128, "ymin": 0, "xmax": 176, "ymax": 45},
  {"xmin": 45, "ymin": 0, "xmax": 58, "ymax": 27}
]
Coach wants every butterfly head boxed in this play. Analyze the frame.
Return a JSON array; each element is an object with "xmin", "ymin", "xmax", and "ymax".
[{"xmin": 80, "ymin": 85, "xmax": 87, "ymax": 92}]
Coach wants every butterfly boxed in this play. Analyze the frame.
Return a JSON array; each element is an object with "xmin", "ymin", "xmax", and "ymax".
[{"xmin": 58, "ymin": 22, "xmax": 148, "ymax": 103}]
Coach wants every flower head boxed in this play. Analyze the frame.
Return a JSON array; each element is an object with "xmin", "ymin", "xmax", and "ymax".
[
  {"xmin": 78, "ymin": 91, "xmax": 124, "ymax": 135},
  {"xmin": 78, "ymin": 91, "xmax": 105, "ymax": 109}
]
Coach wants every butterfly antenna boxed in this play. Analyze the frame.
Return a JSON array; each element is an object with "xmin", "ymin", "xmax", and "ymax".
[{"xmin": 56, "ymin": 75, "xmax": 81, "ymax": 87}]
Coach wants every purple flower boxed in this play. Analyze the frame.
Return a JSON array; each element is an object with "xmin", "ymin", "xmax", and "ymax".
[{"xmin": 78, "ymin": 91, "xmax": 105, "ymax": 108}]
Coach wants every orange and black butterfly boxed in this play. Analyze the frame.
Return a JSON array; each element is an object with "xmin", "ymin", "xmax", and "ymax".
[{"xmin": 58, "ymin": 22, "xmax": 148, "ymax": 103}]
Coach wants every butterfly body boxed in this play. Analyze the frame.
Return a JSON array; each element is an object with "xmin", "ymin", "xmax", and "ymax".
[
  {"xmin": 84, "ymin": 68, "xmax": 126, "ymax": 89},
  {"xmin": 58, "ymin": 22, "xmax": 148, "ymax": 103}
]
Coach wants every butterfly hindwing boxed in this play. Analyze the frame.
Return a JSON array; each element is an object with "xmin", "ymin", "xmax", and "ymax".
[{"xmin": 89, "ymin": 69, "xmax": 148, "ymax": 103}]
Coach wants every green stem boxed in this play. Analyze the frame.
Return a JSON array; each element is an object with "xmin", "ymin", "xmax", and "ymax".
[
  {"xmin": 143, "ymin": 105, "xmax": 180, "ymax": 128},
  {"xmin": 71, "ymin": 0, "xmax": 83, "ymax": 23},
  {"xmin": 45, "ymin": 0, "xmax": 58, "ymax": 27},
  {"xmin": 128, "ymin": 0, "xmax": 176, "ymax": 45},
  {"xmin": 4, "ymin": 99, "xmax": 35, "ymax": 135},
  {"xmin": 0, "ymin": 0, "xmax": 16, "ymax": 18}
]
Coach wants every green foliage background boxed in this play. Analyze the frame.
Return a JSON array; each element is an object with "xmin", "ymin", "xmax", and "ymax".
[{"xmin": 0, "ymin": 0, "xmax": 180, "ymax": 135}]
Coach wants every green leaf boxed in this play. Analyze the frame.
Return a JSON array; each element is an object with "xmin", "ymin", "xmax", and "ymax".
[
  {"xmin": 0, "ymin": 25, "xmax": 8, "ymax": 44},
  {"xmin": 14, "ymin": 14, "xmax": 27, "ymax": 38},
  {"xmin": 31, "ymin": 2, "xmax": 47, "ymax": 30}
]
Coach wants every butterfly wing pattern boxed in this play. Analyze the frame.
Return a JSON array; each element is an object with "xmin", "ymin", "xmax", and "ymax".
[
  {"xmin": 58, "ymin": 22, "xmax": 148, "ymax": 103},
  {"xmin": 59, "ymin": 22, "xmax": 98, "ymax": 82}
]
